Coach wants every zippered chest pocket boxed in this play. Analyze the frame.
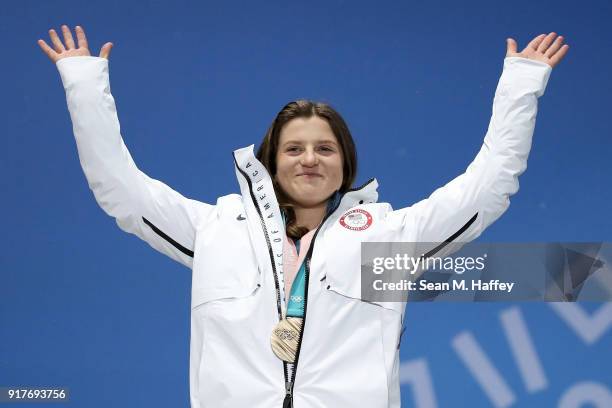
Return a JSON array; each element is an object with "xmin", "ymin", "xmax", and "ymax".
[
  {"xmin": 322, "ymin": 224, "xmax": 405, "ymax": 316},
  {"xmin": 191, "ymin": 219, "xmax": 261, "ymax": 309}
]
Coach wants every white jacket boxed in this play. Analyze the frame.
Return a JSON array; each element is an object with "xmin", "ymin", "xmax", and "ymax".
[{"xmin": 56, "ymin": 55, "xmax": 551, "ymax": 407}]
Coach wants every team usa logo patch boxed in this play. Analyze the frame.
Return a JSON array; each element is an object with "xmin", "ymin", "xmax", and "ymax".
[{"xmin": 339, "ymin": 209, "xmax": 373, "ymax": 231}]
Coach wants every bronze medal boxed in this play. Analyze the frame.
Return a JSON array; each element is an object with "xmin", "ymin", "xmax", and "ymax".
[{"xmin": 270, "ymin": 317, "xmax": 303, "ymax": 363}]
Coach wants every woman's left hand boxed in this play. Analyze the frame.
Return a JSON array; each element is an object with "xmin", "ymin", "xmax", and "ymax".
[{"xmin": 506, "ymin": 32, "xmax": 569, "ymax": 68}]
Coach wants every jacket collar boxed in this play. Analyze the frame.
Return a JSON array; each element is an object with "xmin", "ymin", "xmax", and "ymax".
[{"xmin": 333, "ymin": 178, "xmax": 379, "ymax": 214}]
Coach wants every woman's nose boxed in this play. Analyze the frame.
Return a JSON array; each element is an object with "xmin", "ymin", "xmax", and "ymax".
[{"xmin": 300, "ymin": 149, "xmax": 318, "ymax": 166}]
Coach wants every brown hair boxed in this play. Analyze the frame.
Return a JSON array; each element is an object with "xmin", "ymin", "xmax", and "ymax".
[{"xmin": 256, "ymin": 99, "xmax": 357, "ymax": 239}]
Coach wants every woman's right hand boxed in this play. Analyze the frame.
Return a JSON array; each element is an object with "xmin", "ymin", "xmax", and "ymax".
[{"xmin": 37, "ymin": 25, "xmax": 113, "ymax": 64}]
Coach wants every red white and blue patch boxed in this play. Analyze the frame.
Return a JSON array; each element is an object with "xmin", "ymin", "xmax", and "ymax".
[{"xmin": 339, "ymin": 209, "xmax": 373, "ymax": 231}]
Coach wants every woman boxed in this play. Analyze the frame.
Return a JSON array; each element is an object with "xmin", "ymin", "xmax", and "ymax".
[{"xmin": 38, "ymin": 26, "xmax": 568, "ymax": 408}]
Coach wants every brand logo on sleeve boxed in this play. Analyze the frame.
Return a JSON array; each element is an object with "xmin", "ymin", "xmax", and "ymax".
[{"xmin": 339, "ymin": 209, "xmax": 373, "ymax": 231}]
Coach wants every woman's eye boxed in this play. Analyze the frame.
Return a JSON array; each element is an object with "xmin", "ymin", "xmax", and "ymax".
[{"xmin": 318, "ymin": 146, "xmax": 334, "ymax": 152}]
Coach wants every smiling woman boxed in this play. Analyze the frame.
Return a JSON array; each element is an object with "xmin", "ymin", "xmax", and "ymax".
[
  {"xmin": 256, "ymin": 101, "xmax": 357, "ymax": 238},
  {"xmin": 276, "ymin": 116, "xmax": 344, "ymax": 209},
  {"xmin": 38, "ymin": 24, "xmax": 568, "ymax": 408}
]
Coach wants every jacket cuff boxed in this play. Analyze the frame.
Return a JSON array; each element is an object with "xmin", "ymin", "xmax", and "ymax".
[
  {"xmin": 500, "ymin": 56, "xmax": 552, "ymax": 98},
  {"xmin": 55, "ymin": 56, "xmax": 109, "ymax": 91}
]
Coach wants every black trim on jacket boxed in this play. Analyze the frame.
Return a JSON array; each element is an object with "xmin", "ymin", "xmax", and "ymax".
[
  {"xmin": 142, "ymin": 216, "xmax": 195, "ymax": 258},
  {"xmin": 422, "ymin": 212, "xmax": 478, "ymax": 259}
]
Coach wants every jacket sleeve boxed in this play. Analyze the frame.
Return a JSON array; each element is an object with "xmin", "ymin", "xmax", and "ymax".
[
  {"xmin": 56, "ymin": 56, "xmax": 215, "ymax": 269},
  {"xmin": 387, "ymin": 57, "xmax": 552, "ymax": 256}
]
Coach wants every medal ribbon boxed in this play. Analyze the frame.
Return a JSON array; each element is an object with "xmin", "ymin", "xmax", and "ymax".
[{"xmin": 286, "ymin": 240, "xmax": 306, "ymax": 317}]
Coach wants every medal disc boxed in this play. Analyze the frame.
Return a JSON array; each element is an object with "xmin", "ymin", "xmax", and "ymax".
[{"xmin": 270, "ymin": 317, "xmax": 303, "ymax": 363}]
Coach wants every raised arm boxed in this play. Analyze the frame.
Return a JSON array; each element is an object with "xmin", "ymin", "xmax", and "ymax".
[
  {"xmin": 387, "ymin": 33, "xmax": 569, "ymax": 256},
  {"xmin": 38, "ymin": 25, "xmax": 215, "ymax": 268}
]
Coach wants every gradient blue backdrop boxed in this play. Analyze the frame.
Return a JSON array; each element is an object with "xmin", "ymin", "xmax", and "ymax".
[{"xmin": 1, "ymin": 0, "xmax": 611, "ymax": 407}]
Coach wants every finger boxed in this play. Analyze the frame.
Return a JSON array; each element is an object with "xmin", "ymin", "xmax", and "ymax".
[
  {"xmin": 549, "ymin": 44, "xmax": 569, "ymax": 68},
  {"xmin": 75, "ymin": 25, "xmax": 89, "ymax": 50},
  {"xmin": 537, "ymin": 32, "xmax": 558, "ymax": 53},
  {"xmin": 506, "ymin": 38, "xmax": 518, "ymax": 55},
  {"xmin": 37, "ymin": 39, "xmax": 58, "ymax": 62},
  {"xmin": 48, "ymin": 28, "xmax": 66, "ymax": 53},
  {"xmin": 99, "ymin": 42, "xmax": 113, "ymax": 59},
  {"xmin": 61, "ymin": 24, "xmax": 76, "ymax": 49},
  {"xmin": 544, "ymin": 35, "xmax": 564, "ymax": 58},
  {"xmin": 524, "ymin": 33, "xmax": 546, "ymax": 52}
]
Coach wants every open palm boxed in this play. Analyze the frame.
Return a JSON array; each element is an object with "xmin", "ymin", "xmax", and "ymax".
[
  {"xmin": 506, "ymin": 32, "xmax": 569, "ymax": 68},
  {"xmin": 37, "ymin": 25, "xmax": 113, "ymax": 63}
]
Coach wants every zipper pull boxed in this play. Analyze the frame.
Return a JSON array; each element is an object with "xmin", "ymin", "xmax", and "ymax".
[{"xmin": 283, "ymin": 381, "xmax": 293, "ymax": 408}]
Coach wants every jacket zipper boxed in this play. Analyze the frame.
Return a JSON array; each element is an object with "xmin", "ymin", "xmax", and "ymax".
[{"xmin": 282, "ymin": 194, "xmax": 346, "ymax": 407}]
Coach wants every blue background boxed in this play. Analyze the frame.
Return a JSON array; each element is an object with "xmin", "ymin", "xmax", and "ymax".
[{"xmin": 1, "ymin": 0, "xmax": 611, "ymax": 406}]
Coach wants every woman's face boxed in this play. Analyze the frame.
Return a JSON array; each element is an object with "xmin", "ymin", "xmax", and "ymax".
[{"xmin": 275, "ymin": 116, "xmax": 344, "ymax": 208}]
